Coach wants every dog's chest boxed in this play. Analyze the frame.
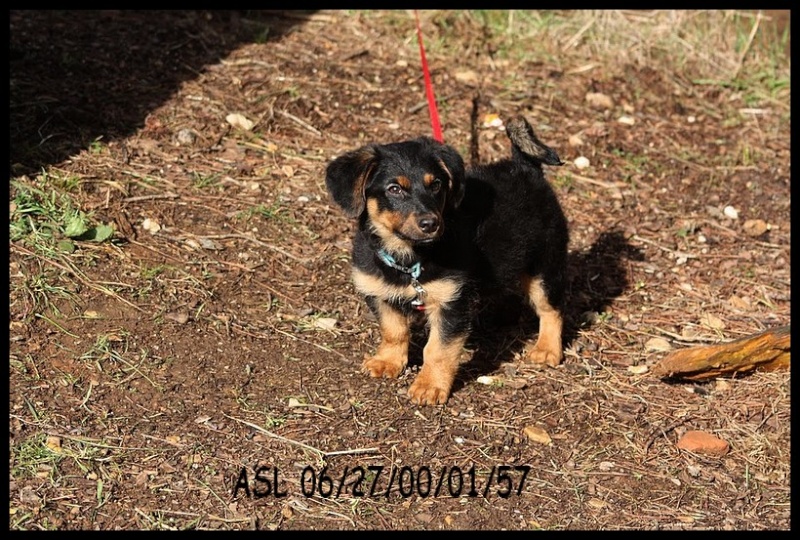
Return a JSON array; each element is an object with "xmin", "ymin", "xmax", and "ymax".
[{"xmin": 351, "ymin": 268, "xmax": 462, "ymax": 312}]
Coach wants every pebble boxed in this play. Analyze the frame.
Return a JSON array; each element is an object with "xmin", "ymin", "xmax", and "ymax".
[
  {"xmin": 676, "ymin": 430, "xmax": 730, "ymax": 456},
  {"xmin": 723, "ymin": 205, "xmax": 739, "ymax": 219},
  {"xmin": 574, "ymin": 156, "xmax": 591, "ymax": 169}
]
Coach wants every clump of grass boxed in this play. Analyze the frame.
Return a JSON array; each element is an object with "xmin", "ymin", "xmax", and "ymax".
[
  {"xmin": 11, "ymin": 173, "xmax": 114, "ymax": 255},
  {"xmin": 11, "ymin": 433, "xmax": 63, "ymax": 480},
  {"xmin": 9, "ymin": 172, "xmax": 140, "ymax": 319}
]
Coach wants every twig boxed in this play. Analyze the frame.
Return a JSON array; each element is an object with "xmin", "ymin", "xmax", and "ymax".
[
  {"xmin": 631, "ymin": 234, "xmax": 698, "ymax": 260},
  {"xmin": 223, "ymin": 413, "xmax": 325, "ymax": 458},
  {"xmin": 567, "ymin": 172, "xmax": 626, "ymax": 190},
  {"xmin": 278, "ymin": 110, "xmax": 322, "ymax": 137},
  {"xmin": 201, "ymin": 233, "xmax": 311, "ymax": 263},
  {"xmin": 731, "ymin": 11, "xmax": 761, "ymax": 80},
  {"xmin": 323, "ymin": 447, "xmax": 380, "ymax": 457},
  {"xmin": 562, "ymin": 17, "xmax": 595, "ymax": 51},
  {"xmin": 11, "ymin": 243, "xmax": 145, "ymax": 313},
  {"xmin": 123, "ymin": 193, "xmax": 179, "ymax": 203}
]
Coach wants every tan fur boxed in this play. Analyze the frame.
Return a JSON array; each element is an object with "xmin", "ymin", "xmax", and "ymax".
[
  {"xmin": 522, "ymin": 276, "xmax": 563, "ymax": 367},
  {"xmin": 361, "ymin": 301, "xmax": 410, "ymax": 378},
  {"xmin": 407, "ymin": 307, "xmax": 468, "ymax": 405},
  {"xmin": 352, "ymin": 269, "xmax": 462, "ymax": 311}
]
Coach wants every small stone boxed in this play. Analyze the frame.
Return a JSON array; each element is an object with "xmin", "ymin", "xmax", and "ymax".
[
  {"xmin": 176, "ymin": 128, "xmax": 197, "ymax": 145},
  {"xmin": 226, "ymin": 113, "xmax": 254, "ymax": 131},
  {"xmin": 476, "ymin": 376, "xmax": 494, "ymax": 385},
  {"xmin": 676, "ymin": 430, "xmax": 730, "ymax": 456},
  {"xmin": 617, "ymin": 115, "xmax": 636, "ymax": 125},
  {"xmin": 723, "ymin": 205, "xmax": 739, "ymax": 219},
  {"xmin": 574, "ymin": 156, "xmax": 591, "ymax": 169}
]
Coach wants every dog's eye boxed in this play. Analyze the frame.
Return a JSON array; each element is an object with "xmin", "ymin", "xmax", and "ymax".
[
  {"xmin": 429, "ymin": 179, "xmax": 443, "ymax": 193},
  {"xmin": 386, "ymin": 184, "xmax": 405, "ymax": 197}
]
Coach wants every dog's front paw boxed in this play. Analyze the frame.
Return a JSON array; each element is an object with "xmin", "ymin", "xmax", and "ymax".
[
  {"xmin": 407, "ymin": 371, "xmax": 452, "ymax": 405},
  {"xmin": 524, "ymin": 345, "xmax": 562, "ymax": 368},
  {"xmin": 362, "ymin": 354, "xmax": 406, "ymax": 378}
]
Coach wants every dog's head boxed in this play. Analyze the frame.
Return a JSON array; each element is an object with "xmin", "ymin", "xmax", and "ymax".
[{"xmin": 325, "ymin": 137, "xmax": 465, "ymax": 252}]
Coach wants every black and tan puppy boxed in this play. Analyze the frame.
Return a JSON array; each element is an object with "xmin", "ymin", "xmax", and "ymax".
[{"xmin": 325, "ymin": 116, "xmax": 569, "ymax": 406}]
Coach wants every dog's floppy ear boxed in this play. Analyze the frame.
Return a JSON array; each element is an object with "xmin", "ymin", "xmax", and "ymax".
[
  {"xmin": 325, "ymin": 145, "xmax": 379, "ymax": 217},
  {"xmin": 435, "ymin": 143, "xmax": 466, "ymax": 208}
]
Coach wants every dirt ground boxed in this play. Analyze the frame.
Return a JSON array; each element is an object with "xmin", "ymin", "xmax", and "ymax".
[{"xmin": 9, "ymin": 10, "xmax": 791, "ymax": 530}]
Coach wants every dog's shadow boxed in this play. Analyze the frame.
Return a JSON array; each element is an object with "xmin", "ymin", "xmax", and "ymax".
[{"xmin": 409, "ymin": 228, "xmax": 645, "ymax": 391}]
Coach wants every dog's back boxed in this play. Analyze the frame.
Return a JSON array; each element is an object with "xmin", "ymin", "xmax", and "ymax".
[{"xmin": 460, "ymin": 117, "xmax": 569, "ymax": 299}]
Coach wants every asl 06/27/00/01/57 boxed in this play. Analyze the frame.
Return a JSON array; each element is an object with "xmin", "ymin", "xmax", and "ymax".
[{"xmin": 232, "ymin": 464, "xmax": 531, "ymax": 500}]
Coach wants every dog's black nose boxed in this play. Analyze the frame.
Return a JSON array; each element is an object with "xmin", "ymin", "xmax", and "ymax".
[{"xmin": 417, "ymin": 215, "xmax": 440, "ymax": 234}]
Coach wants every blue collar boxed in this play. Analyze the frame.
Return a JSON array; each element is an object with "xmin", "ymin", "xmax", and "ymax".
[{"xmin": 376, "ymin": 249, "xmax": 422, "ymax": 279}]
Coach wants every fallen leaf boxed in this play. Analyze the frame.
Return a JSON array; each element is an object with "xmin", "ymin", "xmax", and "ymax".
[
  {"xmin": 645, "ymin": 337, "xmax": 672, "ymax": 352},
  {"xmin": 700, "ymin": 312, "xmax": 725, "ymax": 330},
  {"xmin": 142, "ymin": 218, "xmax": 161, "ymax": 234},
  {"xmin": 627, "ymin": 365, "xmax": 649, "ymax": 375},
  {"xmin": 312, "ymin": 317, "xmax": 338, "ymax": 330},
  {"xmin": 45, "ymin": 435, "xmax": 62, "ymax": 453},
  {"xmin": 585, "ymin": 92, "xmax": 614, "ymax": 110},
  {"xmin": 454, "ymin": 70, "xmax": 479, "ymax": 84},
  {"xmin": 523, "ymin": 425, "xmax": 552, "ymax": 445},
  {"xmin": 165, "ymin": 311, "xmax": 189, "ymax": 324},
  {"xmin": 742, "ymin": 219, "xmax": 768, "ymax": 237},
  {"xmin": 198, "ymin": 237, "xmax": 223, "ymax": 250},
  {"xmin": 482, "ymin": 113, "xmax": 504, "ymax": 128},
  {"xmin": 587, "ymin": 497, "xmax": 608, "ymax": 509}
]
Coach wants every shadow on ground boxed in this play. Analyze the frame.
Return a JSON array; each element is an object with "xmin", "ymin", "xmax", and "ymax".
[
  {"xmin": 9, "ymin": 10, "xmax": 316, "ymax": 173},
  {"xmin": 450, "ymin": 228, "xmax": 645, "ymax": 387}
]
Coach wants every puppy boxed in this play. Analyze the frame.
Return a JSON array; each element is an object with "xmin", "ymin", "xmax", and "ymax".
[{"xmin": 325, "ymin": 116, "xmax": 569, "ymax": 405}]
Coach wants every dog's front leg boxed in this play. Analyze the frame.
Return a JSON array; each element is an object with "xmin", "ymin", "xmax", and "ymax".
[
  {"xmin": 408, "ymin": 305, "xmax": 469, "ymax": 406},
  {"xmin": 361, "ymin": 298, "xmax": 410, "ymax": 379}
]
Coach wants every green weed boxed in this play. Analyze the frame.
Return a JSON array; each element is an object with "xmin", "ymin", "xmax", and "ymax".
[
  {"xmin": 190, "ymin": 172, "xmax": 221, "ymax": 190},
  {"xmin": 11, "ymin": 433, "xmax": 63, "ymax": 480}
]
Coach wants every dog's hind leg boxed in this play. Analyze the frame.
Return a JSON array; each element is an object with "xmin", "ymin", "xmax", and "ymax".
[
  {"xmin": 521, "ymin": 275, "xmax": 564, "ymax": 367},
  {"xmin": 361, "ymin": 299, "xmax": 410, "ymax": 379}
]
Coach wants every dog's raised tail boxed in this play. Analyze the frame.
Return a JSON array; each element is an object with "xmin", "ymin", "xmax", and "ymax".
[{"xmin": 505, "ymin": 116, "xmax": 563, "ymax": 167}]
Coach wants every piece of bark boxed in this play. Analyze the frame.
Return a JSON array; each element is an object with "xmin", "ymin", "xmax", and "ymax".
[{"xmin": 652, "ymin": 325, "xmax": 790, "ymax": 381}]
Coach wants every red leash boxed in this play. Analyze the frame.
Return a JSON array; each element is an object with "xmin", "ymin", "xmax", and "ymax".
[{"xmin": 414, "ymin": 10, "xmax": 443, "ymax": 143}]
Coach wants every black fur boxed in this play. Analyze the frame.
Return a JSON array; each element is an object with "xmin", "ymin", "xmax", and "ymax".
[{"xmin": 325, "ymin": 115, "xmax": 569, "ymax": 405}]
